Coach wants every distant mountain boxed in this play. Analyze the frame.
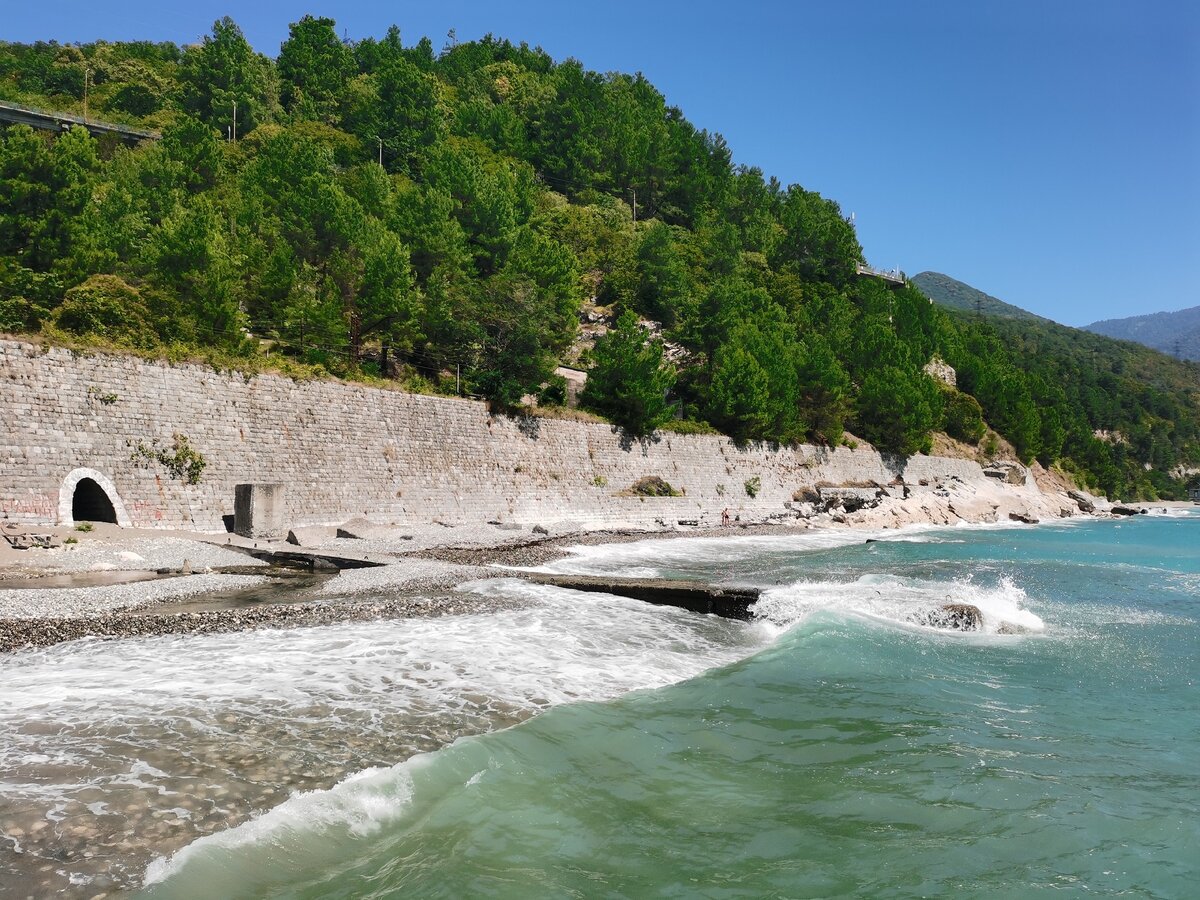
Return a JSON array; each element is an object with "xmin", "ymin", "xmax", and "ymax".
[
  {"xmin": 1085, "ymin": 306, "xmax": 1200, "ymax": 361},
  {"xmin": 910, "ymin": 272, "xmax": 1049, "ymax": 323}
]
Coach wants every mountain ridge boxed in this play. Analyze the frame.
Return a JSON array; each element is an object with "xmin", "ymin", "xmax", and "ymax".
[
  {"xmin": 909, "ymin": 272, "xmax": 1050, "ymax": 323},
  {"xmin": 1085, "ymin": 306, "xmax": 1200, "ymax": 361}
]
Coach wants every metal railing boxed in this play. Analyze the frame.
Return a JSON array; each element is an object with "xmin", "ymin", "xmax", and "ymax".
[
  {"xmin": 855, "ymin": 262, "xmax": 906, "ymax": 284},
  {"xmin": 0, "ymin": 99, "xmax": 160, "ymax": 143}
]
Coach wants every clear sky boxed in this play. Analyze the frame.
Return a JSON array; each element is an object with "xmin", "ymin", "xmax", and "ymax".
[{"xmin": 6, "ymin": 1, "xmax": 1199, "ymax": 326}]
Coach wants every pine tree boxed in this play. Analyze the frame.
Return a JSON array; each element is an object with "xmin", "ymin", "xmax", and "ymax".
[{"xmin": 582, "ymin": 310, "xmax": 676, "ymax": 436}]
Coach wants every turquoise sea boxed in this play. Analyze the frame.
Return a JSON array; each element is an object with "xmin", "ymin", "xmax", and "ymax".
[{"xmin": 3, "ymin": 514, "xmax": 1197, "ymax": 897}]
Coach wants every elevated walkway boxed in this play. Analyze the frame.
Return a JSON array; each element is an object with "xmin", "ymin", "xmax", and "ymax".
[
  {"xmin": 855, "ymin": 262, "xmax": 906, "ymax": 286},
  {"xmin": 0, "ymin": 100, "xmax": 160, "ymax": 144}
]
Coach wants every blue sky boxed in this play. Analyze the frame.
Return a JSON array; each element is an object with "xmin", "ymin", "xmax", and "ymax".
[{"xmin": 6, "ymin": 1, "xmax": 1198, "ymax": 326}]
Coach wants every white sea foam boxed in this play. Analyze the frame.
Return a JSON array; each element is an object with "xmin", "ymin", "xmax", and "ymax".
[
  {"xmin": 3, "ymin": 522, "xmax": 1070, "ymax": 893},
  {"xmin": 535, "ymin": 529, "xmax": 908, "ymax": 577},
  {"xmin": 1146, "ymin": 506, "xmax": 1200, "ymax": 518},
  {"xmin": 534, "ymin": 520, "xmax": 1040, "ymax": 578},
  {"xmin": 130, "ymin": 583, "xmax": 770, "ymax": 892},
  {"xmin": 0, "ymin": 584, "xmax": 763, "ymax": 823},
  {"xmin": 752, "ymin": 573, "xmax": 1045, "ymax": 636},
  {"xmin": 142, "ymin": 763, "xmax": 415, "ymax": 890},
  {"xmin": 137, "ymin": 565, "xmax": 1056, "ymax": 893}
]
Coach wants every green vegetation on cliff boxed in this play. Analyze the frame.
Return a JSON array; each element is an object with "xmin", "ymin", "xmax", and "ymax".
[
  {"xmin": 1, "ymin": 19, "xmax": 1197, "ymax": 498},
  {"xmin": 910, "ymin": 271, "xmax": 1049, "ymax": 323}
]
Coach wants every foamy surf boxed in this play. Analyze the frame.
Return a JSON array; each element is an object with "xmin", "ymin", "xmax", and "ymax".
[
  {"xmin": 753, "ymin": 573, "xmax": 1045, "ymax": 636},
  {"xmin": 533, "ymin": 520, "xmax": 1045, "ymax": 579},
  {"xmin": 534, "ymin": 530, "xmax": 903, "ymax": 578},
  {"xmin": 8, "ymin": 516, "xmax": 1194, "ymax": 899},
  {"xmin": 142, "ymin": 763, "xmax": 415, "ymax": 892}
]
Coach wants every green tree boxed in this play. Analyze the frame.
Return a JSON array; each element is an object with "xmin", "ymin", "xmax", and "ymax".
[
  {"xmin": 771, "ymin": 186, "xmax": 862, "ymax": 284},
  {"xmin": 706, "ymin": 343, "xmax": 771, "ymax": 442},
  {"xmin": 855, "ymin": 367, "xmax": 942, "ymax": 456},
  {"xmin": 277, "ymin": 15, "xmax": 356, "ymax": 124},
  {"xmin": 0, "ymin": 125, "xmax": 54, "ymax": 264},
  {"xmin": 465, "ymin": 273, "xmax": 567, "ymax": 408},
  {"xmin": 634, "ymin": 221, "xmax": 693, "ymax": 326},
  {"xmin": 179, "ymin": 17, "xmax": 279, "ymax": 136},
  {"xmin": 0, "ymin": 259, "xmax": 62, "ymax": 332},
  {"xmin": 372, "ymin": 56, "xmax": 447, "ymax": 173},
  {"xmin": 581, "ymin": 310, "xmax": 676, "ymax": 436},
  {"xmin": 795, "ymin": 335, "xmax": 851, "ymax": 444},
  {"xmin": 941, "ymin": 388, "xmax": 986, "ymax": 444}
]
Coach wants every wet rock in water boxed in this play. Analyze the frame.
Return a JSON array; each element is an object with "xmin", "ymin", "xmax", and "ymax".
[
  {"xmin": 1110, "ymin": 505, "xmax": 1142, "ymax": 516},
  {"xmin": 1068, "ymin": 489, "xmax": 1097, "ymax": 513},
  {"xmin": 1008, "ymin": 512, "xmax": 1039, "ymax": 524},
  {"xmin": 910, "ymin": 603, "xmax": 983, "ymax": 631}
]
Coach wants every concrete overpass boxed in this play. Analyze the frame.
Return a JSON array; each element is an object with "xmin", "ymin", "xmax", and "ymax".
[{"xmin": 0, "ymin": 100, "xmax": 160, "ymax": 144}]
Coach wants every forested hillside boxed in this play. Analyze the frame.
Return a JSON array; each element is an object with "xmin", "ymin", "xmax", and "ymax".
[
  {"xmin": 910, "ymin": 272, "xmax": 1048, "ymax": 323},
  {"xmin": 1086, "ymin": 306, "xmax": 1200, "ymax": 362},
  {"xmin": 2, "ymin": 18, "xmax": 1198, "ymax": 498}
]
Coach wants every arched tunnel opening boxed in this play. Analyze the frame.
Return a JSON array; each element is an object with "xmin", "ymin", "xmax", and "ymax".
[{"xmin": 72, "ymin": 477, "xmax": 118, "ymax": 524}]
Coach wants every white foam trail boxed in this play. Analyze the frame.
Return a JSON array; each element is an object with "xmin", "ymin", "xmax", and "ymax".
[
  {"xmin": 534, "ymin": 529, "xmax": 905, "ymax": 576},
  {"xmin": 142, "ymin": 763, "xmax": 414, "ymax": 890},
  {"xmin": 753, "ymin": 573, "xmax": 1045, "ymax": 636},
  {"xmin": 133, "ymin": 583, "xmax": 771, "ymax": 891},
  {"xmin": 534, "ymin": 520, "xmax": 1041, "ymax": 578},
  {"xmin": 0, "ymin": 585, "xmax": 765, "ymax": 846},
  {"xmin": 1145, "ymin": 507, "xmax": 1200, "ymax": 518}
]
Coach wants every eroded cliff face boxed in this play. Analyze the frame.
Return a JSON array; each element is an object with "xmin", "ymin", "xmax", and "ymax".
[{"xmin": 0, "ymin": 339, "xmax": 1079, "ymax": 533}]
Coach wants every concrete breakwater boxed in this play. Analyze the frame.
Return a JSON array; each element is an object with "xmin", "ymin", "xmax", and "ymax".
[{"xmin": 0, "ymin": 338, "xmax": 1057, "ymax": 533}]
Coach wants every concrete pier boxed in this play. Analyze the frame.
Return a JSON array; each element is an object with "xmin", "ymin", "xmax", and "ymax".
[{"xmin": 519, "ymin": 573, "xmax": 761, "ymax": 619}]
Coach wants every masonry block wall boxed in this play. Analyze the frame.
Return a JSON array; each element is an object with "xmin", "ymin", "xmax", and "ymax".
[{"xmin": 0, "ymin": 339, "xmax": 989, "ymax": 532}]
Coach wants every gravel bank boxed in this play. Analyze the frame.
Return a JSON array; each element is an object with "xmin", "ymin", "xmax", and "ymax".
[
  {"xmin": 2, "ymin": 537, "xmax": 267, "ymax": 576},
  {"xmin": 319, "ymin": 558, "xmax": 495, "ymax": 595},
  {"xmin": 0, "ymin": 572, "xmax": 269, "ymax": 620},
  {"xmin": 0, "ymin": 588, "xmax": 531, "ymax": 654}
]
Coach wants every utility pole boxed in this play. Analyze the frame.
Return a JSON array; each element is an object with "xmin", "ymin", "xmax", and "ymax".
[
  {"xmin": 377, "ymin": 136, "xmax": 383, "ymax": 167},
  {"xmin": 83, "ymin": 68, "xmax": 92, "ymax": 123},
  {"xmin": 232, "ymin": 101, "xmax": 237, "ymax": 142},
  {"xmin": 631, "ymin": 187, "xmax": 637, "ymax": 223}
]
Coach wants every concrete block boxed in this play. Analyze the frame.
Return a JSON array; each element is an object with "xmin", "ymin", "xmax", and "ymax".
[
  {"xmin": 286, "ymin": 525, "xmax": 338, "ymax": 546},
  {"xmin": 234, "ymin": 483, "xmax": 286, "ymax": 539}
]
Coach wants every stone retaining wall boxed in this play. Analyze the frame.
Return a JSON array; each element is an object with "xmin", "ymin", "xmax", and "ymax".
[{"xmin": 1, "ymin": 339, "xmax": 990, "ymax": 532}]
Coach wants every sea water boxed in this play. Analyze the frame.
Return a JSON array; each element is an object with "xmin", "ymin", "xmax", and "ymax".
[{"xmin": 2, "ymin": 514, "xmax": 1197, "ymax": 896}]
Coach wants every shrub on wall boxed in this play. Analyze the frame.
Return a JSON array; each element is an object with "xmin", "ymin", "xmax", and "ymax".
[
  {"xmin": 53, "ymin": 275, "xmax": 159, "ymax": 349},
  {"xmin": 130, "ymin": 432, "xmax": 207, "ymax": 484}
]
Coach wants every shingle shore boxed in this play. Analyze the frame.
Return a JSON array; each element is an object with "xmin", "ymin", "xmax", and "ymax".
[
  {"xmin": 0, "ymin": 589, "xmax": 529, "ymax": 653},
  {"xmin": 0, "ymin": 544, "xmax": 538, "ymax": 652}
]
